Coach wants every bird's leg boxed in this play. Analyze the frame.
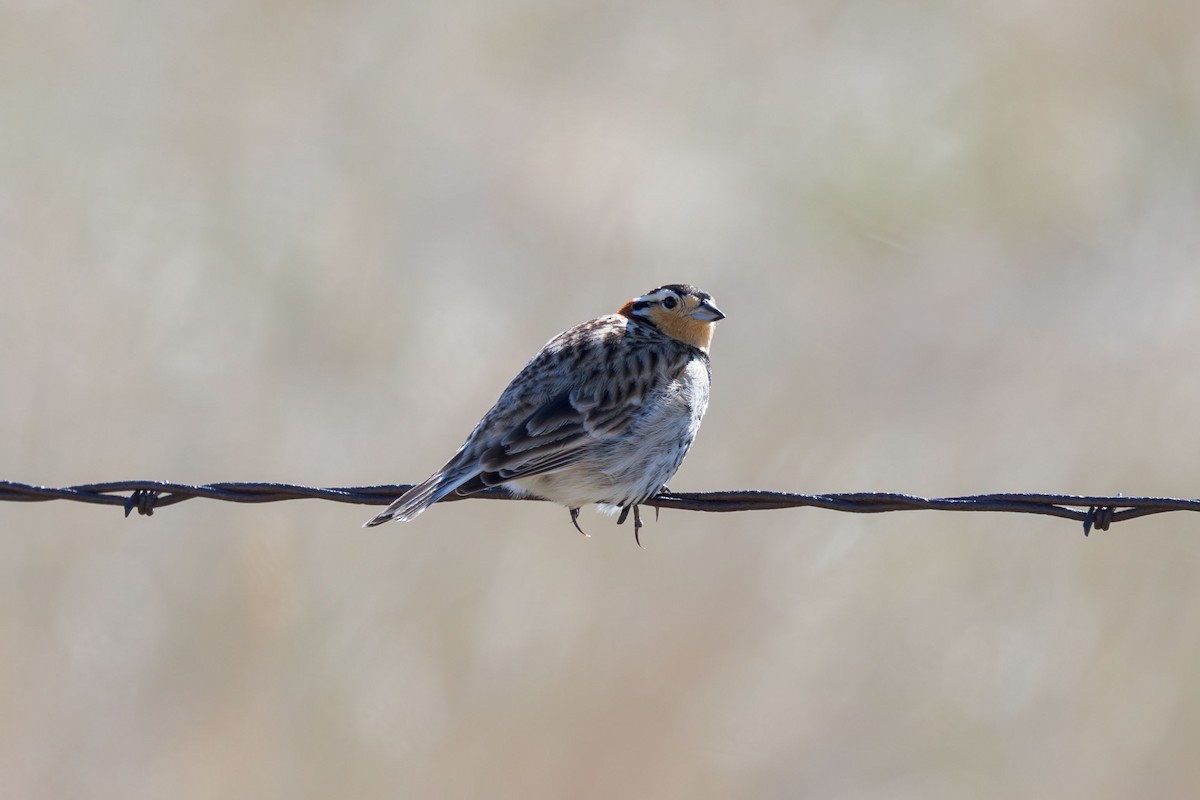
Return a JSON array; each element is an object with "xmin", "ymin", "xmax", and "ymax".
[
  {"xmin": 569, "ymin": 507, "xmax": 589, "ymax": 537},
  {"xmin": 616, "ymin": 506, "xmax": 631, "ymax": 525}
]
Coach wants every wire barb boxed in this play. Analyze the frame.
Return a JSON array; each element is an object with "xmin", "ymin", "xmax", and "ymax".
[
  {"xmin": 1, "ymin": 480, "xmax": 1198, "ymax": 532},
  {"xmin": 1083, "ymin": 506, "xmax": 1115, "ymax": 537},
  {"xmin": 123, "ymin": 489, "xmax": 160, "ymax": 517}
]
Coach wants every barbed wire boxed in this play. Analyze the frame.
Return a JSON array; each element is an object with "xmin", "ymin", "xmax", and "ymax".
[{"xmin": 3, "ymin": 479, "xmax": 1196, "ymax": 535}]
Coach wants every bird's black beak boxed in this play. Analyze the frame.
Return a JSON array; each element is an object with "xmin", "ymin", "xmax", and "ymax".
[{"xmin": 692, "ymin": 299, "xmax": 725, "ymax": 322}]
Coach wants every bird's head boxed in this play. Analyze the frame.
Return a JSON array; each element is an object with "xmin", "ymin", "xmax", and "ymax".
[{"xmin": 619, "ymin": 284, "xmax": 725, "ymax": 353}]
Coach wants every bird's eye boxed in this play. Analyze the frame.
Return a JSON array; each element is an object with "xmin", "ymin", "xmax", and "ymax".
[{"xmin": 662, "ymin": 296, "xmax": 678, "ymax": 310}]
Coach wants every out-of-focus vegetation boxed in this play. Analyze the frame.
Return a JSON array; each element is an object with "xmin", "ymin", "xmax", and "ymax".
[{"xmin": 2, "ymin": 1, "xmax": 1199, "ymax": 797}]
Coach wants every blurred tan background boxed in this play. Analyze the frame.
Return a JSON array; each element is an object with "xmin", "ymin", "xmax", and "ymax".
[{"xmin": 3, "ymin": 0, "xmax": 1200, "ymax": 797}]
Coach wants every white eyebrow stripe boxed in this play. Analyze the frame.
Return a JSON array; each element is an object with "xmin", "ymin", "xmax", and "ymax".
[{"xmin": 635, "ymin": 288, "xmax": 676, "ymax": 304}]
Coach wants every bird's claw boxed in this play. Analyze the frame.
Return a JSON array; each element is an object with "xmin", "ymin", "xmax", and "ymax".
[
  {"xmin": 616, "ymin": 504, "xmax": 645, "ymax": 548},
  {"xmin": 569, "ymin": 507, "xmax": 590, "ymax": 537},
  {"xmin": 653, "ymin": 485, "xmax": 671, "ymax": 522}
]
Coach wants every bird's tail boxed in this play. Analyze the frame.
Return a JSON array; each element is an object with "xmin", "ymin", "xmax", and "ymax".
[{"xmin": 363, "ymin": 469, "xmax": 470, "ymax": 528}]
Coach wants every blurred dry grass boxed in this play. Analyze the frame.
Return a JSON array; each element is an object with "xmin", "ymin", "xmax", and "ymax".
[{"xmin": 2, "ymin": 0, "xmax": 1200, "ymax": 797}]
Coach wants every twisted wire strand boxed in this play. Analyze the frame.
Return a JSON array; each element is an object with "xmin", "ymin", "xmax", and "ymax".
[{"xmin": 2, "ymin": 480, "xmax": 1195, "ymax": 534}]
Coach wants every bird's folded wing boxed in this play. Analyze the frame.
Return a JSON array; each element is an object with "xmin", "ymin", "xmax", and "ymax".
[{"xmin": 472, "ymin": 382, "xmax": 645, "ymax": 484}]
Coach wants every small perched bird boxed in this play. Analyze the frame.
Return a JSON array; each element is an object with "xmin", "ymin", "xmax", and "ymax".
[{"xmin": 364, "ymin": 284, "xmax": 724, "ymax": 543}]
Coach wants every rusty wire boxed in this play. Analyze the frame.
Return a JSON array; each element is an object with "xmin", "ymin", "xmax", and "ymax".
[{"xmin": 2, "ymin": 480, "xmax": 1197, "ymax": 535}]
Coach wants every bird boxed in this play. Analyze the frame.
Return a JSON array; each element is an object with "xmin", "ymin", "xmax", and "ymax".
[{"xmin": 364, "ymin": 284, "xmax": 725, "ymax": 543}]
